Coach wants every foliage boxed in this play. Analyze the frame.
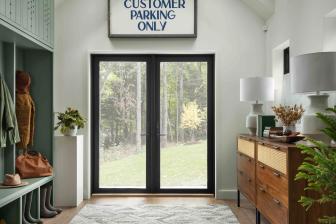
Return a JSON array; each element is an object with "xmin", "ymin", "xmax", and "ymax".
[
  {"xmin": 99, "ymin": 61, "xmax": 208, "ymax": 148},
  {"xmin": 295, "ymin": 107, "xmax": 336, "ymax": 223},
  {"xmin": 272, "ymin": 104, "xmax": 305, "ymax": 126},
  {"xmin": 54, "ymin": 108, "xmax": 86, "ymax": 133},
  {"xmin": 181, "ymin": 101, "xmax": 205, "ymax": 129}
]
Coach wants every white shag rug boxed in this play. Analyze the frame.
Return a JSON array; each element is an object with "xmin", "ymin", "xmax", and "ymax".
[{"xmin": 70, "ymin": 204, "xmax": 239, "ymax": 224}]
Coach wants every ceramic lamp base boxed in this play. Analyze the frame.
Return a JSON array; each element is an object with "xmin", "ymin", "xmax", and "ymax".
[
  {"xmin": 246, "ymin": 104, "xmax": 264, "ymax": 136},
  {"xmin": 301, "ymin": 94, "xmax": 331, "ymax": 143}
]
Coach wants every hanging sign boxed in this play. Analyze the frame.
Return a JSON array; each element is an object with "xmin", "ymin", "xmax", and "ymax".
[{"xmin": 108, "ymin": 0, "xmax": 197, "ymax": 37}]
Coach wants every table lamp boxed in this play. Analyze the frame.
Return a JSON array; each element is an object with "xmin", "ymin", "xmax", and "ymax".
[
  {"xmin": 292, "ymin": 52, "xmax": 336, "ymax": 137},
  {"xmin": 240, "ymin": 77, "xmax": 275, "ymax": 135}
]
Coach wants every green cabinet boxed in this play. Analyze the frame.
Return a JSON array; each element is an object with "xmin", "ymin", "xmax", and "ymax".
[
  {"xmin": 4, "ymin": 0, "xmax": 20, "ymax": 25},
  {"xmin": 0, "ymin": 0, "xmax": 54, "ymax": 49},
  {"xmin": 0, "ymin": 0, "xmax": 5, "ymax": 16}
]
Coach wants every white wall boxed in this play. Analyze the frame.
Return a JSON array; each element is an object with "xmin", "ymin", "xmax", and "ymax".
[
  {"xmin": 54, "ymin": 0, "xmax": 266, "ymax": 199},
  {"xmin": 266, "ymin": 0, "xmax": 336, "ymax": 108}
]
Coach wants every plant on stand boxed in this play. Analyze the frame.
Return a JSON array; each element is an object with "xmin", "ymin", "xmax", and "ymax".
[
  {"xmin": 54, "ymin": 108, "xmax": 86, "ymax": 136},
  {"xmin": 295, "ymin": 107, "xmax": 336, "ymax": 223},
  {"xmin": 272, "ymin": 104, "xmax": 305, "ymax": 135}
]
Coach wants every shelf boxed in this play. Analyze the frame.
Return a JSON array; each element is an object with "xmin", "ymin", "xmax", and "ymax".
[{"xmin": 0, "ymin": 176, "xmax": 53, "ymax": 208}]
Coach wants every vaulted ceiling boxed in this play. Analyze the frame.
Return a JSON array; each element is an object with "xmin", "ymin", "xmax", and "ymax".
[{"xmin": 241, "ymin": 0, "xmax": 275, "ymax": 21}]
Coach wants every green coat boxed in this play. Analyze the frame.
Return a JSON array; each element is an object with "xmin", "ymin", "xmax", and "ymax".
[{"xmin": 0, "ymin": 76, "xmax": 20, "ymax": 148}]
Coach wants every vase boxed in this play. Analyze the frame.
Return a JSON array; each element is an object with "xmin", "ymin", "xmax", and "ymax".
[
  {"xmin": 61, "ymin": 126, "xmax": 78, "ymax": 136},
  {"xmin": 283, "ymin": 125, "xmax": 295, "ymax": 136}
]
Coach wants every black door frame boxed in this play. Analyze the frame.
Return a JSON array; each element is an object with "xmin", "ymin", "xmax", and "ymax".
[{"xmin": 91, "ymin": 54, "xmax": 215, "ymax": 194}]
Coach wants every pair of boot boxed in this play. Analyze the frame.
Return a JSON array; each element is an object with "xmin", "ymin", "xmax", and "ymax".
[
  {"xmin": 22, "ymin": 192, "xmax": 42, "ymax": 224},
  {"xmin": 40, "ymin": 185, "xmax": 62, "ymax": 218}
]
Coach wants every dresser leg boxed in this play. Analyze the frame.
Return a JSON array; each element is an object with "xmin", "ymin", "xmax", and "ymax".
[
  {"xmin": 237, "ymin": 190, "xmax": 240, "ymax": 207},
  {"xmin": 256, "ymin": 209, "xmax": 261, "ymax": 224}
]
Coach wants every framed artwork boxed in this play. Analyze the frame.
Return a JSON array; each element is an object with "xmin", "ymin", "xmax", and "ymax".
[{"xmin": 108, "ymin": 0, "xmax": 197, "ymax": 38}]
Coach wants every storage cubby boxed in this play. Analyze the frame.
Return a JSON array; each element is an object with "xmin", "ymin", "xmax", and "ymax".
[{"xmin": 0, "ymin": 11, "xmax": 54, "ymax": 223}]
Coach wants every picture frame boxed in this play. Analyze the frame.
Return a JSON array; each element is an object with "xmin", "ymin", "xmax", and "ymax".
[{"xmin": 108, "ymin": 0, "xmax": 197, "ymax": 38}]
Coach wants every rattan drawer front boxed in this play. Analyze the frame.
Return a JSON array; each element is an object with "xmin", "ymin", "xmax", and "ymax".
[
  {"xmin": 238, "ymin": 138, "xmax": 255, "ymax": 158},
  {"xmin": 257, "ymin": 144, "xmax": 287, "ymax": 175}
]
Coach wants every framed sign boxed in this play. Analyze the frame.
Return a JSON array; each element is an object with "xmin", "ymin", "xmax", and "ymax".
[{"xmin": 108, "ymin": 0, "xmax": 197, "ymax": 38}]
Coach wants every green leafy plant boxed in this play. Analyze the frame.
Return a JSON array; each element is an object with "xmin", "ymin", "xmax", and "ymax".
[
  {"xmin": 295, "ymin": 107, "xmax": 336, "ymax": 224},
  {"xmin": 54, "ymin": 108, "xmax": 86, "ymax": 133}
]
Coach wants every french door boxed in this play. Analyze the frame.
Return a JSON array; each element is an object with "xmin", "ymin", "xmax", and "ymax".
[{"xmin": 91, "ymin": 54, "xmax": 214, "ymax": 194}]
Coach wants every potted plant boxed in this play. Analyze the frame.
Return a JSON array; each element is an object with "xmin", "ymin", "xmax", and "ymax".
[
  {"xmin": 54, "ymin": 108, "xmax": 86, "ymax": 136},
  {"xmin": 295, "ymin": 107, "xmax": 336, "ymax": 223},
  {"xmin": 272, "ymin": 104, "xmax": 305, "ymax": 135}
]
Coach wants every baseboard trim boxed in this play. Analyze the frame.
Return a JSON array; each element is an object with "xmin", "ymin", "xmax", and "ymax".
[
  {"xmin": 215, "ymin": 189, "xmax": 237, "ymax": 200},
  {"xmin": 92, "ymin": 193, "xmax": 215, "ymax": 197}
]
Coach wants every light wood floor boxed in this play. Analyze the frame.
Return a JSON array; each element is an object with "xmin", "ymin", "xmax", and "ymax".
[{"xmin": 43, "ymin": 196, "xmax": 269, "ymax": 224}]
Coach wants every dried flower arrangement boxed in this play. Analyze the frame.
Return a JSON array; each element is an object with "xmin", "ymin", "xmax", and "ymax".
[{"xmin": 272, "ymin": 104, "xmax": 305, "ymax": 126}]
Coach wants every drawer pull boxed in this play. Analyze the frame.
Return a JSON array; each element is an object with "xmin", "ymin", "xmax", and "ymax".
[
  {"xmin": 273, "ymin": 172, "xmax": 281, "ymax": 177},
  {"xmin": 259, "ymin": 187, "xmax": 265, "ymax": 192},
  {"xmin": 258, "ymin": 164, "xmax": 264, "ymax": 169},
  {"xmin": 273, "ymin": 198, "xmax": 281, "ymax": 205},
  {"xmin": 272, "ymin": 146, "xmax": 280, "ymax": 150}
]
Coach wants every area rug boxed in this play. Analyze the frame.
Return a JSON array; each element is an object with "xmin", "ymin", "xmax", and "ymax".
[{"xmin": 70, "ymin": 204, "xmax": 239, "ymax": 224}]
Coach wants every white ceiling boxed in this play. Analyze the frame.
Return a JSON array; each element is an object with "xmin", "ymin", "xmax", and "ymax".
[{"xmin": 241, "ymin": 0, "xmax": 275, "ymax": 21}]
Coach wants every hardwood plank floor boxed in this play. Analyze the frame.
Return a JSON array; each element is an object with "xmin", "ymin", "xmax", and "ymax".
[{"xmin": 43, "ymin": 196, "xmax": 269, "ymax": 224}]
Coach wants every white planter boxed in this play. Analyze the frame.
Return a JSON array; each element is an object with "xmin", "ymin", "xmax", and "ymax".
[{"xmin": 61, "ymin": 126, "xmax": 78, "ymax": 136}]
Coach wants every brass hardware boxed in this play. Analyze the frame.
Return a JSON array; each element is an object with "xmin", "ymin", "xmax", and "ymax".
[
  {"xmin": 273, "ymin": 198, "xmax": 281, "ymax": 205},
  {"xmin": 259, "ymin": 187, "xmax": 265, "ymax": 192},
  {"xmin": 273, "ymin": 172, "xmax": 281, "ymax": 177},
  {"xmin": 272, "ymin": 146, "xmax": 280, "ymax": 150}
]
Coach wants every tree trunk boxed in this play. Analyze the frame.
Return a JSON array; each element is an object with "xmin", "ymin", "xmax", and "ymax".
[
  {"xmin": 161, "ymin": 63, "xmax": 168, "ymax": 147},
  {"xmin": 178, "ymin": 65, "xmax": 185, "ymax": 143},
  {"xmin": 136, "ymin": 63, "xmax": 142, "ymax": 152}
]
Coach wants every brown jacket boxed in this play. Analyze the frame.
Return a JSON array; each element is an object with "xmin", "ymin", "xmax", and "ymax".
[{"xmin": 16, "ymin": 71, "xmax": 35, "ymax": 150}]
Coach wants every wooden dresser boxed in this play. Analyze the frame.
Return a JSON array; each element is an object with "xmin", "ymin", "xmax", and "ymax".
[{"xmin": 237, "ymin": 134, "xmax": 336, "ymax": 224}]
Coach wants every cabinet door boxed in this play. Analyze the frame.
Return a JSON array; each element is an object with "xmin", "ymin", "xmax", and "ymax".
[
  {"xmin": 41, "ymin": 0, "xmax": 51, "ymax": 44},
  {"xmin": 49, "ymin": 0, "xmax": 53, "ymax": 46},
  {"xmin": 5, "ymin": 0, "xmax": 16, "ymax": 22},
  {"xmin": 0, "ymin": 0, "xmax": 6, "ymax": 17},
  {"xmin": 30, "ymin": 0, "xmax": 38, "ymax": 35},
  {"xmin": 21, "ymin": 0, "xmax": 32, "ymax": 32}
]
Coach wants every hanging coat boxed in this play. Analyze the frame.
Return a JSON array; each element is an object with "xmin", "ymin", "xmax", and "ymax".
[
  {"xmin": 16, "ymin": 71, "xmax": 35, "ymax": 150},
  {"xmin": 0, "ymin": 75, "xmax": 20, "ymax": 148}
]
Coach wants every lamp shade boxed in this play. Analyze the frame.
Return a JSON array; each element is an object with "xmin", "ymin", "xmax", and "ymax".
[
  {"xmin": 291, "ymin": 52, "xmax": 336, "ymax": 93},
  {"xmin": 240, "ymin": 77, "xmax": 274, "ymax": 102}
]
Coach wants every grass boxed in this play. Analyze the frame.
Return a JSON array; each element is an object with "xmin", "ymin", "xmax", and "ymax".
[{"xmin": 99, "ymin": 141, "xmax": 207, "ymax": 188}]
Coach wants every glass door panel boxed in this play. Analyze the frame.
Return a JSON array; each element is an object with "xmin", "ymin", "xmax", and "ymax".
[
  {"xmin": 98, "ymin": 61, "xmax": 147, "ymax": 189},
  {"xmin": 159, "ymin": 61, "xmax": 208, "ymax": 189}
]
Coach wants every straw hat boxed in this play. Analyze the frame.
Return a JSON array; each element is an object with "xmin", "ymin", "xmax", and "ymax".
[{"xmin": 0, "ymin": 174, "xmax": 28, "ymax": 188}]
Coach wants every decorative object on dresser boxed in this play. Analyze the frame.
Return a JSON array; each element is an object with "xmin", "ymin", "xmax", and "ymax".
[
  {"xmin": 236, "ymin": 134, "xmax": 336, "ymax": 224},
  {"xmin": 291, "ymin": 52, "xmax": 336, "ymax": 140},
  {"xmin": 54, "ymin": 108, "xmax": 86, "ymax": 136},
  {"xmin": 240, "ymin": 77, "xmax": 274, "ymax": 136},
  {"xmin": 257, "ymin": 115, "xmax": 275, "ymax": 137},
  {"xmin": 272, "ymin": 104, "xmax": 305, "ymax": 135},
  {"xmin": 295, "ymin": 107, "xmax": 336, "ymax": 224}
]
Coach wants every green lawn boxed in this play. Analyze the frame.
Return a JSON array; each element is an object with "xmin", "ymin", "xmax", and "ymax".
[{"xmin": 100, "ymin": 141, "xmax": 207, "ymax": 188}]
